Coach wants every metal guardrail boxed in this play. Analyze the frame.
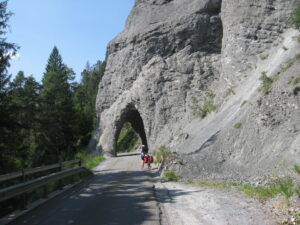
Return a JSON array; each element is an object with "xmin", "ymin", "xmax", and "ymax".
[
  {"xmin": 0, "ymin": 166, "xmax": 92, "ymax": 202},
  {"xmin": 0, "ymin": 159, "xmax": 94, "ymax": 205},
  {"xmin": 0, "ymin": 159, "xmax": 81, "ymax": 182}
]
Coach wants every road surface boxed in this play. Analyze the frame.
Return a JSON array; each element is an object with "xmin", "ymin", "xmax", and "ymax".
[{"xmin": 9, "ymin": 152, "xmax": 160, "ymax": 225}]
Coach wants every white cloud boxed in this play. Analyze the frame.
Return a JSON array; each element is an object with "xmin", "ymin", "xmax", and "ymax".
[
  {"xmin": 11, "ymin": 53, "xmax": 21, "ymax": 59},
  {"xmin": 2, "ymin": 51, "xmax": 21, "ymax": 59}
]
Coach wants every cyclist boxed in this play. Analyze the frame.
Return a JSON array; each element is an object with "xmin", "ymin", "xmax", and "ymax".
[{"xmin": 139, "ymin": 145, "xmax": 148, "ymax": 169}]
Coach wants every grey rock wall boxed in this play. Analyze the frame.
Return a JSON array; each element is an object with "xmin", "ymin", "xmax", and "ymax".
[
  {"xmin": 95, "ymin": 0, "xmax": 300, "ymax": 182},
  {"xmin": 96, "ymin": 0, "xmax": 222, "ymax": 156}
]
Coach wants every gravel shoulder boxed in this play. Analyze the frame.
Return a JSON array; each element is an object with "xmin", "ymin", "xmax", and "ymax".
[{"xmin": 155, "ymin": 181, "xmax": 280, "ymax": 225}]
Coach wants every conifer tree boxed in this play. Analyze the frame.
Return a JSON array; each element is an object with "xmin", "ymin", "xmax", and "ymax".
[
  {"xmin": 39, "ymin": 46, "xmax": 76, "ymax": 163},
  {"xmin": 0, "ymin": 0, "xmax": 19, "ymax": 172}
]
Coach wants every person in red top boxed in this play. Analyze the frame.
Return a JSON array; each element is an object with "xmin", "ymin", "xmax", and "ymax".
[{"xmin": 139, "ymin": 145, "xmax": 148, "ymax": 169}]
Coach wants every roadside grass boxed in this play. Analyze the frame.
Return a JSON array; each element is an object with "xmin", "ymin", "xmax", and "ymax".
[
  {"xmin": 75, "ymin": 152, "xmax": 105, "ymax": 170},
  {"xmin": 153, "ymin": 145, "xmax": 172, "ymax": 164},
  {"xmin": 233, "ymin": 122, "xmax": 242, "ymax": 129},
  {"xmin": 187, "ymin": 180, "xmax": 239, "ymax": 189},
  {"xmin": 185, "ymin": 177, "xmax": 296, "ymax": 204},
  {"xmin": 164, "ymin": 170, "xmax": 180, "ymax": 182},
  {"xmin": 237, "ymin": 184, "xmax": 281, "ymax": 200}
]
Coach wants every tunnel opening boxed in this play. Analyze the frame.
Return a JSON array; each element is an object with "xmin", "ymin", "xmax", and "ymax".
[
  {"xmin": 114, "ymin": 105, "xmax": 148, "ymax": 156},
  {"xmin": 116, "ymin": 122, "xmax": 140, "ymax": 153}
]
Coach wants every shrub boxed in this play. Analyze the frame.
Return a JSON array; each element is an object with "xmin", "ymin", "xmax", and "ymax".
[
  {"xmin": 260, "ymin": 54, "xmax": 269, "ymax": 60},
  {"xmin": 289, "ymin": 3, "xmax": 300, "ymax": 30},
  {"xmin": 164, "ymin": 170, "xmax": 180, "ymax": 182},
  {"xmin": 75, "ymin": 152, "xmax": 105, "ymax": 170},
  {"xmin": 293, "ymin": 77, "xmax": 300, "ymax": 85},
  {"xmin": 276, "ymin": 177, "xmax": 294, "ymax": 205},
  {"xmin": 190, "ymin": 91, "xmax": 217, "ymax": 118},
  {"xmin": 153, "ymin": 145, "xmax": 172, "ymax": 164},
  {"xmin": 294, "ymin": 164, "xmax": 300, "ymax": 174},
  {"xmin": 240, "ymin": 100, "xmax": 248, "ymax": 107},
  {"xmin": 234, "ymin": 122, "xmax": 242, "ymax": 129},
  {"xmin": 259, "ymin": 72, "xmax": 273, "ymax": 94},
  {"xmin": 225, "ymin": 88, "xmax": 236, "ymax": 97}
]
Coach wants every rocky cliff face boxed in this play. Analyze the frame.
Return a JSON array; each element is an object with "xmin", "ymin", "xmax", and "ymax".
[{"xmin": 95, "ymin": 0, "xmax": 300, "ymax": 182}]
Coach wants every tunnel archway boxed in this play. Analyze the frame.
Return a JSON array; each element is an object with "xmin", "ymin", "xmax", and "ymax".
[{"xmin": 114, "ymin": 105, "xmax": 148, "ymax": 156}]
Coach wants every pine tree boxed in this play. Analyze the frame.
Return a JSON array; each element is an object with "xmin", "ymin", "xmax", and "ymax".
[
  {"xmin": 0, "ymin": 0, "xmax": 19, "ymax": 173},
  {"xmin": 73, "ymin": 60, "xmax": 105, "ymax": 148},
  {"xmin": 39, "ymin": 47, "xmax": 77, "ymax": 163},
  {"xmin": 8, "ymin": 72, "xmax": 40, "ymax": 168}
]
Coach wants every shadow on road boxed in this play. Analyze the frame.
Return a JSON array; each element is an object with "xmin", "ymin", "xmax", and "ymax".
[{"xmin": 7, "ymin": 170, "xmax": 192, "ymax": 225}]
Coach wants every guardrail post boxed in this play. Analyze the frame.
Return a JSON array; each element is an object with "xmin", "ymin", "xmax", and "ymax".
[
  {"xmin": 58, "ymin": 162, "xmax": 63, "ymax": 190},
  {"xmin": 20, "ymin": 169, "xmax": 27, "ymax": 210},
  {"xmin": 79, "ymin": 160, "xmax": 82, "ymax": 180},
  {"xmin": 43, "ymin": 185, "xmax": 48, "ymax": 199}
]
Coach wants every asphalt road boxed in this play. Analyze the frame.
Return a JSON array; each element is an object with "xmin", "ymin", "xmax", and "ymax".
[{"xmin": 9, "ymin": 152, "xmax": 160, "ymax": 225}]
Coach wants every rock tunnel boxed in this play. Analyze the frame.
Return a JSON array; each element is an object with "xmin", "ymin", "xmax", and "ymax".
[
  {"xmin": 114, "ymin": 105, "xmax": 148, "ymax": 156},
  {"xmin": 95, "ymin": 102, "xmax": 149, "ymax": 157}
]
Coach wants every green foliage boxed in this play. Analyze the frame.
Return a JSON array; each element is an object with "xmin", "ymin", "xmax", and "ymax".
[
  {"xmin": 224, "ymin": 88, "xmax": 235, "ymax": 98},
  {"xmin": 197, "ymin": 181, "xmax": 238, "ymax": 189},
  {"xmin": 258, "ymin": 72, "xmax": 274, "ymax": 94},
  {"xmin": 191, "ymin": 91, "xmax": 217, "ymax": 118},
  {"xmin": 277, "ymin": 177, "xmax": 294, "ymax": 205},
  {"xmin": 1, "ymin": 47, "xmax": 106, "ymax": 173},
  {"xmin": 117, "ymin": 122, "xmax": 140, "ymax": 152},
  {"xmin": 39, "ymin": 47, "xmax": 78, "ymax": 163},
  {"xmin": 164, "ymin": 170, "xmax": 180, "ymax": 182},
  {"xmin": 73, "ymin": 61, "xmax": 106, "ymax": 149},
  {"xmin": 0, "ymin": 0, "xmax": 20, "ymax": 173},
  {"xmin": 294, "ymin": 164, "xmax": 300, "ymax": 175},
  {"xmin": 260, "ymin": 54, "xmax": 269, "ymax": 60},
  {"xmin": 289, "ymin": 3, "xmax": 300, "ymax": 30},
  {"xmin": 233, "ymin": 122, "xmax": 242, "ymax": 129},
  {"xmin": 153, "ymin": 145, "xmax": 171, "ymax": 164},
  {"xmin": 238, "ymin": 184, "xmax": 281, "ymax": 199},
  {"xmin": 238, "ymin": 178, "xmax": 295, "ymax": 201},
  {"xmin": 75, "ymin": 152, "xmax": 105, "ymax": 170},
  {"xmin": 293, "ymin": 77, "xmax": 300, "ymax": 85},
  {"xmin": 240, "ymin": 100, "xmax": 248, "ymax": 107}
]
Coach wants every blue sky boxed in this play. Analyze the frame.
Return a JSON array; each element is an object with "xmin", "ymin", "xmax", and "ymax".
[{"xmin": 6, "ymin": 0, "xmax": 134, "ymax": 82}]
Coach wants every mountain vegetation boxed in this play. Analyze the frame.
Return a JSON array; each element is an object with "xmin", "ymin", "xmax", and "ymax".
[
  {"xmin": 0, "ymin": 0, "xmax": 106, "ymax": 173},
  {"xmin": 0, "ymin": 45, "xmax": 106, "ymax": 173}
]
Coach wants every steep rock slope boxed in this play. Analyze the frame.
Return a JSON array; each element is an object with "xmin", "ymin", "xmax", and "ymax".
[{"xmin": 95, "ymin": 0, "xmax": 299, "ymax": 181}]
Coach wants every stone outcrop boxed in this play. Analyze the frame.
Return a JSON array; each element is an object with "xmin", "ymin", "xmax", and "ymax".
[{"xmin": 95, "ymin": 0, "xmax": 300, "ymax": 182}]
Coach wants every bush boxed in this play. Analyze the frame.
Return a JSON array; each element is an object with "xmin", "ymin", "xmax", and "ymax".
[
  {"xmin": 164, "ymin": 170, "xmax": 180, "ymax": 182},
  {"xmin": 240, "ymin": 100, "xmax": 248, "ymax": 107},
  {"xmin": 276, "ymin": 177, "xmax": 294, "ymax": 205},
  {"xmin": 289, "ymin": 3, "xmax": 300, "ymax": 30},
  {"xmin": 190, "ymin": 91, "xmax": 217, "ymax": 118},
  {"xmin": 75, "ymin": 152, "xmax": 105, "ymax": 170},
  {"xmin": 259, "ymin": 72, "xmax": 273, "ymax": 94},
  {"xmin": 153, "ymin": 145, "xmax": 171, "ymax": 164},
  {"xmin": 233, "ymin": 122, "xmax": 242, "ymax": 129}
]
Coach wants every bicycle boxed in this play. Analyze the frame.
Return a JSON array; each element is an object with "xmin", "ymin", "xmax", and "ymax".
[{"xmin": 143, "ymin": 154, "xmax": 153, "ymax": 170}]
